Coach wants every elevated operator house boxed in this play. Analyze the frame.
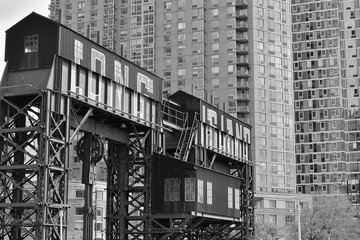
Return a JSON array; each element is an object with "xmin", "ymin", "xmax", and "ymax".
[{"xmin": 153, "ymin": 91, "xmax": 253, "ymax": 223}]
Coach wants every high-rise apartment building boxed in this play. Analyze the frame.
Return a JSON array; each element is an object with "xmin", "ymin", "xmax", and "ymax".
[
  {"xmin": 49, "ymin": 0, "xmax": 305, "ymax": 232},
  {"xmin": 292, "ymin": 0, "xmax": 360, "ymax": 201}
]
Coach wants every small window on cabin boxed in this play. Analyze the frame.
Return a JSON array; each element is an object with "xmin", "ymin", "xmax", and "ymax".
[
  {"xmin": 74, "ymin": 39, "xmax": 83, "ymax": 64},
  {"xmin": 197, "ymin": 179, "xmax": 204, "ymax": 203},
  {"xmin": 24, "ymin": 34, "xmax": 39, "ymax": 53},
  {"xmin": 228, "ymin": 187, "xmax": 233, "ymax": 208},
  {"xmin": 207, "ymin": 182, "xmax": 213, "ymax": 205},
  {"xmin": 185, "ymin": 178, "xmax": 196, "ymax": 201},
  {"xmin": 164, "ymin": 178, "xmax": 181, "ymax": 201}
]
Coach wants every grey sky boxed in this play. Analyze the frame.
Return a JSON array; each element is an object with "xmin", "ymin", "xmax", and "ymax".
[{"xmin": 0, "ymin": 0, "xmax": 49, "ymax": 73}]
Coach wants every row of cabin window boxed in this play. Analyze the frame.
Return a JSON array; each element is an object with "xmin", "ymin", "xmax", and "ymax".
[
  {"xmin": 164, "ymin": 178, "xmax": 240, "ymax": 209},
  {"xmin": 200, "ymin": 124, "xmax": 249, "ymax": 160},
  {"xmin": 64, "ymin": 62, "xmax": 157, "ymax": 124}
]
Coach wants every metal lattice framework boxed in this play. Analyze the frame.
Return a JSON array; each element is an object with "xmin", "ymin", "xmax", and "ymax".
[
  {"xmin": 0, "ymin": 90, "xmax": 70, "ymax": 240},
  {"xmin": 0, "ymin": 90, "xmax": 254, "ymax": 240},
  {"xmin": 106, "ymin": 124, "xmax": 154, "ymax": 240}
]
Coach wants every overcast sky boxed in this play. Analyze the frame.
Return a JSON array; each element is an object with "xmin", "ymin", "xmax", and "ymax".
[{"xmin": 0, "ymin": 0, "xmax": 49, "ymax": 73}]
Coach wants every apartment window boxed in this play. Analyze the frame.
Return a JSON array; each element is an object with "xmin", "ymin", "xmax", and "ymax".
[
  {"xmin": 192, "ymin": 8, "xmax": 204, "ymax": 19},
  {"xmin": 164, "ymin": 24, "xmax": 171, "ymax": 31},
  {"xmin": 207, "ymin": 182, "xmax": 213, "ymax": 205},
  {"xmin": 258, "ymin": 42, "xmax": 264, "ymax": 50},
  {"xmin": 211, "ymin": 9, "xmax": 219, "ymax": 18},
  {"xmin": 178, "ymin": 11, "xmax": 185, "ymax": 19},
  {"xmin": 178, "ymin": 22, "xmax": 186, "ymax": 30},
  {"xmin": 66, "ymin": 3, "xmax": 72, "ymax": 10},
  {"xmin": 178, "ymin": 45, "xmax": 185, "ymax": 51},
  {"xmin": 211, "ymin": 20, "xmax": 219, "ymax": 29},
  {"xmin": 228, "ymin": 187, "xmax": 233, "ymax": 208},
  {"xmin": 211, "ymin": 32, "xmax": 219, "ymax": 41},
  {"xmin": 193, "ymin": 20, "xmax": 204, "ymax": 30},
  {"xmin": 178, "ymin": 68, "xmax": 186, "ymax": 77},
  {"xmin": 24, "ymin": 34, "xmax": 39, "ymax": 53},
  {"xmin": 164, "ymin": 46, "xmax": 171, "ymax": 54},
  {"xmin": 178, "ymin": 56, "xmax": 185, "ymax": 64},
  {"xmin": 164, "ymin": 58, "xmax": 171, "ymax": 67},
  {"xmin": 178, "ymin": 33, "xmax": 186, "ymax": 42},
  {"xmin": 164, "ymin": 13, "xmax": 172, "ymax": 21},
  {"xmin": 211, "ymin": 54, "xmax": 219, "ymax": 64},
  {"xmin": 193, "ymin": 31, "xmax": 204, "ymax": 42},
  {"xmin": 212, "ymin": 43, "xmax": 219, "ymax": 52},
  {"xmin": 269, "ymin": 200, "xmax": 276, "ymax": 208},
  {"xmin": 212, "ymin": 66, "xmax": 219, "ymax": 74},
  {"xmin": 75, "ymin": 207, "xmax": 83, "ymax": 215},
  {"xmin": 269, "ymin": 215, "xmax": 277, "ymax": 224},
  {"xmin": 285, "ymin": 215, "xmax": 295, "ymax": 225},
  {"xmin": 75, "ymin": 190, "xmax": 84, "ymax": 198},
  {"xmin": 78, "ymin": 1, "xmax": 85, "ymax": 10},
  {"xmin": 164, "ymin": 1, "xmax": 171, "ymax": 10},
  {"xmin": 91, "ymin": 0, "xmax": 98, "ymax": 6},
  {"xmin": 178, "ymin": 0, "xmax": 185, "ymax": 7}
]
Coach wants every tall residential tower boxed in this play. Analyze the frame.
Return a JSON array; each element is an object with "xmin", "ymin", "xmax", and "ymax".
[
  {"xmin": 292, "ymin": 0, "xmax": 360, "ymax": 202},
  {"xmin": 50, "ymin": 0, "xmax": 302, "ymax": 230}
]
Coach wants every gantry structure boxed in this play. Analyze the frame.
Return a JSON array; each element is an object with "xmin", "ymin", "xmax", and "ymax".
[{"xmin": 0, "ymin": 13, "xmax": 254, "ymax": 240}]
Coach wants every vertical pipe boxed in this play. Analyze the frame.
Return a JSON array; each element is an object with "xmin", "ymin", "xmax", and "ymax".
[
  {"xmin": 298, "ymin": 202, "xmax": 301, "ymax": 240},
  {"xmin": 59, "ymin": 209, "xmax": 63, "ymax": 240}
]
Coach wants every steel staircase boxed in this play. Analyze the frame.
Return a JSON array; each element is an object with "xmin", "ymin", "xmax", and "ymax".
[{"xmin": 174, "ymin": 113, "xmax": 198, "ymax": 161}]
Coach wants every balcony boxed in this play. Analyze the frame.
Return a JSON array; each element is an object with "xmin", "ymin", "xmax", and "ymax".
[
  {"xmin": 236, "ymin": 33, "xmax": 248, "ymax": 43},
  {"xmin": 236, "ymin": 44, "xmax": 248, "ymax": 54},
  {"xmin": 236, "ymin": 55, "xmax": 249, "ymax": 66},
  {"xmin": 236, "ymin": 68, "xmax": 249, "ymax": 77},
  {"xmin": 237, "ymin": 93, "xmax": 250, "ymax": 101},
  {"xmin": 236, "ymin": 9, "xmax": 248, "ymax": 19},
  {"xmin": 237, "ymin": 105, "xmax": 250, "ymax": 112},
  {"xmin": 236, "ymin": 21, "xmax": 248, "ymax": 31},
  {"xmin": 236, "ymin": 0, "xmax": 248, "ymax": 9},
  {"xmin": 237, "ymin": 79, "xmax": 249, "ymax": 89}
]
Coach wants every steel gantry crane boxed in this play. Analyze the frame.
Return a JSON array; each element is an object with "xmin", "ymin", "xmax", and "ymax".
[{"xmin": 0, "ymin": 13, "xmax": 254, "ymax": 240}]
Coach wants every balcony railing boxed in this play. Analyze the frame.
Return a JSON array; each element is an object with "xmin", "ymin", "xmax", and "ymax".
[
  {"xmin": 236, "ymin": 33, "xmax": 248, "ymax": 43},
  {"xmin": 237, "ymin": 105, "xmax": 250, "ymax": 112},
  {"xmin": 236, "ymin": 44, "xmax": 248, "ymax": 53},
  {"xmin": 236, "ymin": 0, "xmax": 248, "ymax": 6},
  {"xmin": 237, "ymin": 93, "xmax": 250, "ymax": 100},
  {"xmin": 236, "ymin": 10, "xmax": 248, "ymax": 19},
  {"xmin": 236, "ymin": 56, "xmax": 249, "ymax": 66},
  {"xmin": 237, "ymin": 79, "xmax": 249, "ymax": 88},
  {"xmin": 236, "ymin": 68, "xmax": 249, "ymax": 77},
  {"xmin": 236, "ymin": 21, "xmax": 248, "ymax": 30}
]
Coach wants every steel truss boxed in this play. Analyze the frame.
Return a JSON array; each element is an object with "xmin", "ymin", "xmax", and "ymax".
[
  {"xmin": 0, "ymin": 90, "xmax": 70, "ymax": 240},
  {"xmin": 231, "ymin": 163, "xmax": 254, "ymax": 239},
  {"xmin": 106, "ymin": 124, "xmax": 154, "ymax": 240},
  {"xmin": 0, "ymin": 90, "xmax": 254, "ymax": 240}
]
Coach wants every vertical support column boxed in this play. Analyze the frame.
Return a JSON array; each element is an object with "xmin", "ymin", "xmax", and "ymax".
[
  {"xmin": 0, "ymin": 91, "xmax": 70, "ymax": 240},
  {"xmin": 106, "ymin": 142, "xmax": 128, "ymax": 240},
  {"xmin": 10, "ymin": 108, "xmax": 26, "ymax": 240},
  {"xmin": 41, "ymin": 91, "xmax": 70, "ymax": 240},
  {"xmin": 81, "ymin": 133, "xmax": 95, "ymax": 240}
]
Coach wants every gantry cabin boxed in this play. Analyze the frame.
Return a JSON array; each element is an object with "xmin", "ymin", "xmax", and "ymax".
[
  {"xmin": 165, "ymin": 90, "xmax": 251, "ymax": 167},
  {"xmin": 154, "ymin": 91, "xmax": 253, "ymax": 223},
  {"xmin": 2, "ymin": 12, "xmax": 163, "ymax": 134}
]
